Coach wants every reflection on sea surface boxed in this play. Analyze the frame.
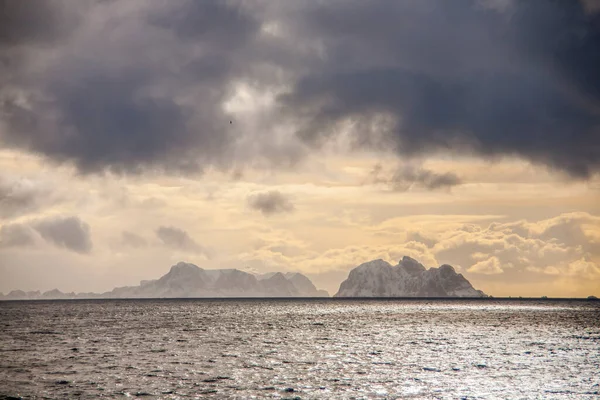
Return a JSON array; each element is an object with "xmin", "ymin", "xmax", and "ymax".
[{"xmin": 1, "ymin": 299, "xmax": 599, "ymax": 399}]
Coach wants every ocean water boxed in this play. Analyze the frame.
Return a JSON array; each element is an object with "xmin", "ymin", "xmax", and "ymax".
[{"xmin": 1, "ymin": 299, "xmax": 599, "ymax": 399}]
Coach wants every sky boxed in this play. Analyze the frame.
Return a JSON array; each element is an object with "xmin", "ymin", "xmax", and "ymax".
[{"xmin": 0, "ymin": 0, "xmax": 599, "ymax": 297}]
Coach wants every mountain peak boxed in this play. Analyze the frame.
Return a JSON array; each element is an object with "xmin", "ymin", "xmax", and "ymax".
[
  {"xmin": 355, "ymin": 259, "xmax": 393, "ymax": 270},
  {"xmin": 169, "ymin": 261, "xmax": 202, "ymax": 274},
  {"xmin": 113, "ymin": 263, "xmax": 328, "ymax": 298},
  {"xmin": 1, "ymin": 262, "xmax": 330, "ymax": 299},
  {"xmin": 401, "ymin": 255, "xmax": 420, "ymax": 264},
  {"xmin": 398, "ymin": 256, "xmax": 426, "ymax": 274},
  {"xmin": 438, "ymin": 264, "xmax": 456, "ymax": 274},
  {"xmin": 335, "ymin": 256, "xmax": 486, "ymax": 297}
]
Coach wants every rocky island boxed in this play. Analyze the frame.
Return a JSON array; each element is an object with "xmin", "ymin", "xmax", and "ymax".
[
  {"xmin": 0, "ymin": 262, "xmax": 329, "ymax": 299},
  {"xmin": 335, "ymin": 256, "xmax": 487, "ymax": 297}
]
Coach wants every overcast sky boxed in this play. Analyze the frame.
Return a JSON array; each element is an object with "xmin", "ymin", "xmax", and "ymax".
[{"xmin": 1, "ymin": 0, "xmax": 599, "ymax": 297}]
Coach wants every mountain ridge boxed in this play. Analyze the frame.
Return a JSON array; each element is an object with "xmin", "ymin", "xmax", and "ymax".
[
  {"xmin": 334, "ymin": 256, "xmax": 487, "ymax": 297},
  {"xmin": 0, "ymin": 262, "xmax": 329, "ymax": 300}
]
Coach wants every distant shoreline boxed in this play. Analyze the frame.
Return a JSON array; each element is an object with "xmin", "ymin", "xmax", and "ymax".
[{"xmin": 1, "ymin": 296, "xmax": 598, "ymax": 302}]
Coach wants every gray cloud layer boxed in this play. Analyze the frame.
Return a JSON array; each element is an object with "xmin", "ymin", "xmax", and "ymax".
[
  {"xmin": 34, "ymin": 216, "xmax": 92, "ymax": 254},
  {"xmin": 369, "ymin": 164, "xmax": 462, "ymax": 191},
  {"xmin": 1, "ymin": 0, "xmax": 598, "ymax": 176},
  {"xmin": 0, "ymin": 215, "xmax": 92, "ymax": 253},
  {"xmin": 0, "ymin": 177, "xmax": 45, "ymax": 219},
  {"xmin": 248, "ymin": 191, "xmax": 295, "ymax": 215},
  {"xmin": 280, "ymin": 0, "xmax": 600, "ymax": 177},
  {"xmin": 156, "ymin": 226, "xmax": 210, "ymax": 257},
  {"xmin": 1, "ymin": 0, "xmax": 258, "ymax": 173}
]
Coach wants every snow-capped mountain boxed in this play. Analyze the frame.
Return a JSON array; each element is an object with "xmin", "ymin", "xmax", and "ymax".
[
  {"xmin": 118, "ymin": 262, "xmax": 328, "ymax": 298},
  {"xmin": 0, "ymin": 262, "xmax": 329, "ymax": 299},
  {"xmin": 334, "ymin": 256, "xmax": 487, "ymax": 297}
]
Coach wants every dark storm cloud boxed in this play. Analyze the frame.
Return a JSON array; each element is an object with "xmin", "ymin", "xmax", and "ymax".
[
  {"xmin": 41, "ymin": 73, "xmax": 192, "ymax": 174},
  {"xmin": 0, "ymin": 0, "xmax": 80, "ymax": 91},
  {"xmin": 0, "ymin": 0, "xmax": 261, "ymax": 174},
  {"xmin": 149, "ymin": 1, "xmax": 258, "ymax": 45},
  {"xmin": 511, "ymin": 1, "xmax": 600, "ymax": 103},
  {"xmin": 280, "ymin": 0, "xmax": 600, "ymax": 177},
  {"xmin": 0, "ymin": 0, "xmax": 599, "ymax": 177},
  {"xmin": 33, "ymin": 216, "xmax": 92, "ymax": 254},
  {"xmin": 156, "ymin": 226, "xmax": 210, "ymax": 256},
  {"xmin": 0, "ymin": 0, "xmax": 76, "ymax": 47},
  {"xmin": 248, "ymin": 191, "xmax": 295, "ymax": 215}
]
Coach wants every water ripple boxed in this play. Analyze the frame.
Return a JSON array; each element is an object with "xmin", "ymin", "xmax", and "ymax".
[{"xmin": 0, "ymin": 299, "xmax": 598, "ymax": 399}]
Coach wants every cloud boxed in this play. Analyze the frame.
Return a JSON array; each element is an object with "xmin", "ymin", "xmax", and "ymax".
[
  {"xmin": 0, "ymin": 216, "xmax": 92, "ymax": 253},
  {"xmin": 247, "ymin": 190, "xmax": 295, "ymax": 215},
  {"xmin": 0, "ymin": 176, "xmax": 50, "ymax": 219},
  {"xmin": 242, "ymin": 237, "xmax": 439, "ymax": 276},
  {"xmin": 33, "ymin": 216, "xmax": 92, "ymax": 254},
  {"xmin": 526, "ymin": 265, "xmax": 560, "ymax": 276},
  {"xmin": 394, "ymin": 167, "xmax": 461, "ymax": 191},
  {"xmin": 279, "ymin": 0, "xmax": 600, "ymax": 178},
  {"xmin": 0, "ymin": 1, "xmax": 263, "ymax": 174},
  {"xmin": 567, "ymin": 258, "xmax": 600, "ymax": 280},
  {"xmin": 156, "ymin": 226, "xmax": 210, "ymax": 257},
  {"xmin": 233, "ymin": 211, "xmax": 600, "ymax": 295},
  {"xmin": 368, "ymin": 163, "xmax": 462, "ymax": 191},
  {"xmin": 0, "ymin": 1, "xmax": 78, "ymax": 49},
  {"xmin": 406, "ymin": 231, "xmax": 438, "ymax": 248},
  {"xmin": 468, "ymin": 256, "xmax": 504, "ymax": 275},
  {"xmin": 0, "ymin": 223, "xmax": 38, "ymax": 247},
  {"xmin": 432, "ymin": 212, "xmax": 600, "ymax": 281},
  {"xmin": 121, "ymin": 231, "xmax": 147, "ymax": 248},
  {"xmin": 581, "ymin": 0, "xmax": 600, "ymax": 14},
  {"xmin": 0, "ymin": 1, "xmax": 598, "ymax": 177},
  {"xmin": 240, "ymin": 211, "xmax": 599, "ymax": 285}
]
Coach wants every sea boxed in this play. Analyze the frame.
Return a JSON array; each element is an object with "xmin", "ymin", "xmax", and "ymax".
[{"xmin": 1, "ymin": 299, "xmax": 599, "ymax": 399}]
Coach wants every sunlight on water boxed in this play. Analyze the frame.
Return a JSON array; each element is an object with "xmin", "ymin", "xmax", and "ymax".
[{"xmin": 1, "ymin": 299, "xmax": 598, "ymax": 399}]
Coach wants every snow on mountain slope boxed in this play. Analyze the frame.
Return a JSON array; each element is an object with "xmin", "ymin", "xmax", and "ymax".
[
  {"xmin": 106, "ymin": 262, "xmax": 329, "ymax": 298},
  {"xmin": 335, "ymin": 256, "xmax": 487, "ymax": 297},
  {"xmin": 0, "ymin": 262, "xmax": 330, "ymax": 300},
  {"xmin": 284, "ymin": 272, "xmax": 329, "ymax": 297}
]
